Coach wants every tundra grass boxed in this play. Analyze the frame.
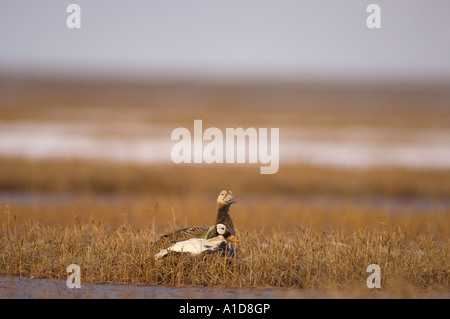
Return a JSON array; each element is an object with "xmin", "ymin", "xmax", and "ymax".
[{"xmin": 0, "ymin": 195, "xmax": 448, "ymax": 291}]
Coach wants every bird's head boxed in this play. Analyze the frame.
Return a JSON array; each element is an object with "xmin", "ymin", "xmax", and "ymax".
[
  {"xmin": 217, "ymin": 190, "xmax": 236, "ymax": 207},
  {"xmin": 206, "ymin": 223, "xmax": 239, "ymax": 243}
]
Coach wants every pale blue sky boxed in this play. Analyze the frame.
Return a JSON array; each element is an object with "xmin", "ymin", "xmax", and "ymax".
[{"xmin": 1, "ymin": 0, "xmax": 450, "ymax": 83}]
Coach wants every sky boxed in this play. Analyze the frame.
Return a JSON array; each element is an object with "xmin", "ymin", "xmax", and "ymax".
[{"xmin": 1, "ymin": 0, "xmax": 450, "ymax": 83}]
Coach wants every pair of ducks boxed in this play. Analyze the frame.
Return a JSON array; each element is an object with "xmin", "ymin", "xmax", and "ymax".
[{"xmin": 153, "ymin": 190, "xmax": 238, "ymax": 260}]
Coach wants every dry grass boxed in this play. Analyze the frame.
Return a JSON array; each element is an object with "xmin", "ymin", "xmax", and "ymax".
[
  {"xmin": 0, "ymin": 159, "xmax": 449, "ymax": 293},
  {"xmin": 0, "ymin": 173, "xmax": 448, "ymax": 292},
  {"xmin": 1, "ymin": 207, "xmax": 448, "ymax": 291},
  {"xmin": 1, "ymin": 78, "xmax": 449, "ymax": 295},
  {"xmin": 1, "ymin": 158, "xmax": 450, "ymax": 198},
  {"xmin": 2, "ymin": 77, "xmax": 450, "ymax": 129}
]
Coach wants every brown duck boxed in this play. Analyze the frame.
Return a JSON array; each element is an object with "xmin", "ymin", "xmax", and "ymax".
[{"xmin": 154, "ymin": 190, "xmax": 237, "ymax": 247}]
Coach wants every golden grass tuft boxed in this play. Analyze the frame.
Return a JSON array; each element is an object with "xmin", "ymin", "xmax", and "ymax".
[
  {"xmin": 0, "ymin": 159, "xmax": 448, "ymax": 294},
  {"xmin": 1, "ymin": 203, "xmax": 448, "ymax": 291}
]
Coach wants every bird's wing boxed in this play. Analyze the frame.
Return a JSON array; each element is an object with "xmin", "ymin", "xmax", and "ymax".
[{"xmin": 154, "ymin": 225, "xmax": 211, "ymax": 246}]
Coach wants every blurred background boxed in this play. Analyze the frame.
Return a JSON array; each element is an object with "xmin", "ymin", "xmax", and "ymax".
[{"xmin": 0, "ymin": 1, "xmax": 449, "ymax": 232}]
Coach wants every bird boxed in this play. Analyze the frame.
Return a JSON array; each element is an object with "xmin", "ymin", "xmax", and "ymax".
[
  {"xmin": 154, "ymin": 190, "xmax": 237, "ymax": 247},
  {"xmin": 153, "ymin": 223, "xmax": 239, "ymax": 259}
]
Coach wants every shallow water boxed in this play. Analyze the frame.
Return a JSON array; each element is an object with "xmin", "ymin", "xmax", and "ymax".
[
  {"xmin": 1, "ymin": 191, "xmax": 449, "ymax": 215},
  {"xmin": 1, "ymin": 276, "xmax": 447, "ymax": 299}
]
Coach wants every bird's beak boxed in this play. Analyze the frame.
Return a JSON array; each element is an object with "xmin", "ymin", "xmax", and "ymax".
[
  {"xmin": 226, "ymin": 198, "xmax": 236, "ymax": 204},
  {"xmin": 229, "ymin": 237, "xmax": 239, "ymax": 243}
]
